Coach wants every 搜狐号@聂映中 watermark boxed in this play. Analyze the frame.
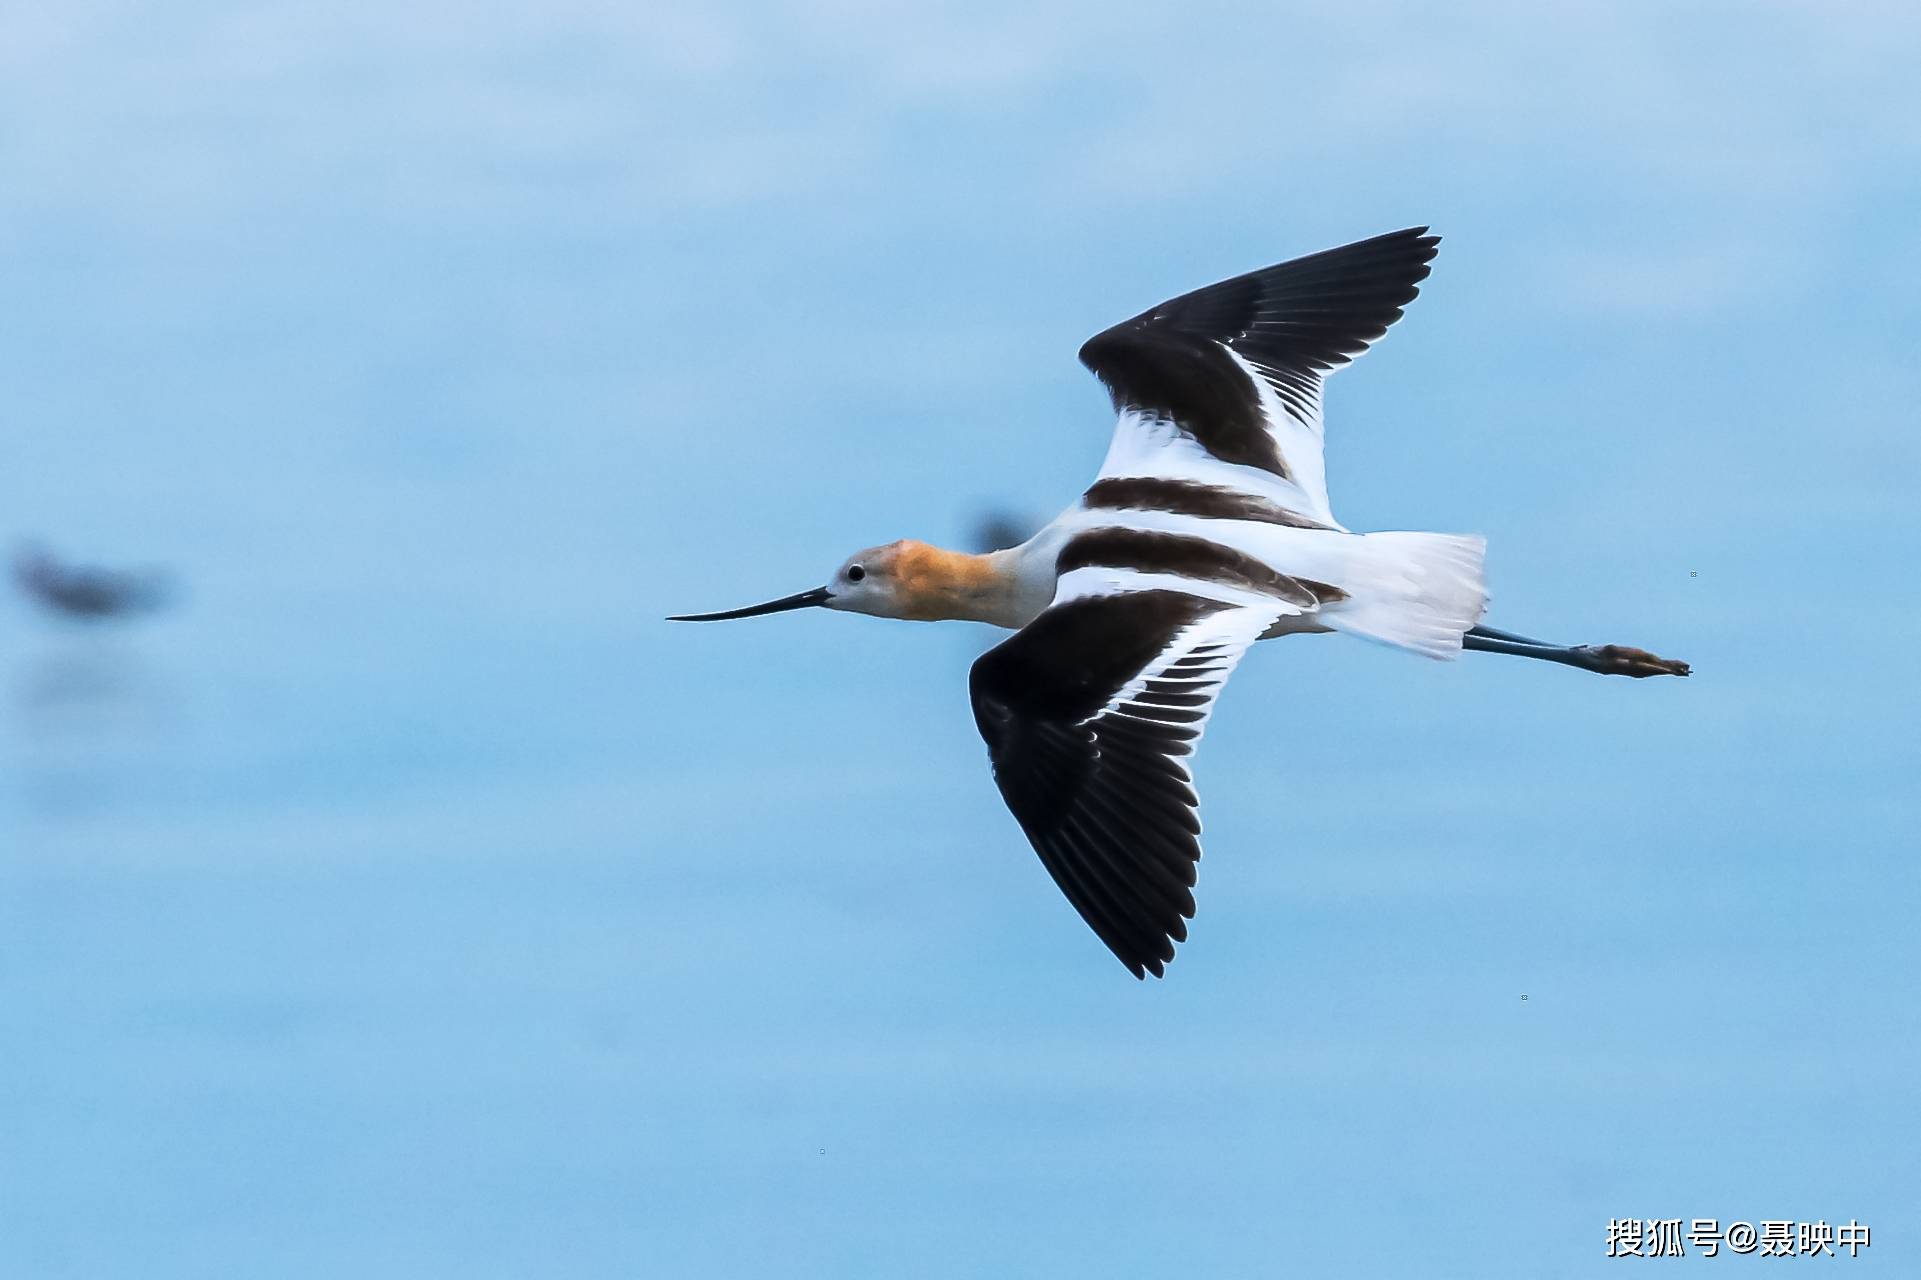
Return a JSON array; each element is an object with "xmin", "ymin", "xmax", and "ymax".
[{"xmin": 1608, "ymin": 1219, "xmax": 1869, "ymax": 1258}]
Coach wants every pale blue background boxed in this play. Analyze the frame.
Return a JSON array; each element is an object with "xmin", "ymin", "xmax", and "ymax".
[{"xmin": 2, "ymin": 2, "xmax": 1916, "ymax": 1275}]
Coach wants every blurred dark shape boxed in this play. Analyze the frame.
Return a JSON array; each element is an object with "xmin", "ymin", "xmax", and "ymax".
[
  {"xmin": 13, "ymin": 542, "xmax": 174, "ymax": 620},
  {"xmin": 17, "ymin": 650, "xmax": 144, "ymax": 711},
  {"xmin": 968, "ymin": 508, "xmax": 1041, "ymax": 554}
]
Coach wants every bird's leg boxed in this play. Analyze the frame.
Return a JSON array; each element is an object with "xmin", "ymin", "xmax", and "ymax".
[{"xmin": 1462, "ymin": 625, "xmax": 1690, "ymax": 677}]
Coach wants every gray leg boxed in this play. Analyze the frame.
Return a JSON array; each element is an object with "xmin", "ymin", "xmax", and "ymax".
[{"xmin": 1463, "ymin": 625, "xmax": 1690, "ymax": 678}]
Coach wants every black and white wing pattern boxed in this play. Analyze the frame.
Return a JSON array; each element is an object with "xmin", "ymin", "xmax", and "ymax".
[
  {"xmin": 1079, "ymin": 227, "xmax": 1439, "ymax": 526},
  {"xmin": 970, "ymin": 582, "xmax": 1285, "ymax": 978}
]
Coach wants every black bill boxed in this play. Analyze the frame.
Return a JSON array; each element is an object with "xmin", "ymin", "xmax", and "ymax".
[{"xmin": 666, "ymin": 585, "xmax": 833, "ymax": 622}]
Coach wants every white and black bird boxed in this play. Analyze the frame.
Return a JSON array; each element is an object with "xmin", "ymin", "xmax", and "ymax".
[{"xmin": 671, "ymin": 228, "xmax": 1688, "ymax": 978}]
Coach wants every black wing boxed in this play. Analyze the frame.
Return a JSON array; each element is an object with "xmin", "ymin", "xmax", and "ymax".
[
  {"xmin": 969, "ymin": 588, "xmax": 1275, "ymax": 978},
  {"xmin": 1077, "ymin": 227, "xmax": 1440, "ymax": 482}
]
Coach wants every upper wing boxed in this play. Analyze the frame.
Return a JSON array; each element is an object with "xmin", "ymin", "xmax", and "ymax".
[
  {"xmin": 1079, "ymin": 227, "xmax": 1439, "ymax": 526},
  {"xmin": 969, "ymin": 578, "xmax": 1284, "ymax": 978}
]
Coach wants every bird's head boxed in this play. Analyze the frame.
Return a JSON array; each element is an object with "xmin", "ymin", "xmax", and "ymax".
[{"xmin": 668, "ymin": 540, "xmax": 957, "ymax": 623}]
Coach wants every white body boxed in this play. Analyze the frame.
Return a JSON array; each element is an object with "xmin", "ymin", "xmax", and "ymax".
[{"xmin": 991, "ymin": 403, "xmax": 1489, "ymax": 659}]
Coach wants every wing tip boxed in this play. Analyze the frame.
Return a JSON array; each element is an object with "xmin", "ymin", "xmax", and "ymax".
[
  {"xmin": 1386, "ymin": 224, "xmax": 1441, "ymax": 253},
  {"xmin": 1116, "ymin": 930, "xmax": 1185, "ymax": 980},
  {"xmin": 1367, "ymin": 225, "xmax": 1442, "ymax": 276}
]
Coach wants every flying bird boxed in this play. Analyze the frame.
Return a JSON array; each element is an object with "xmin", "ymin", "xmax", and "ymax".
[
  {"xmin": 671, "ymin": 228, "xmax": 1688, "ymax": 978},
  {"xmin": 13, "ymin": 543, "xmax": 172, "ymax": 620}
]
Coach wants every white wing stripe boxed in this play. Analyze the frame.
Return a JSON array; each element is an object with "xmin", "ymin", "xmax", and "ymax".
[
  {"xmin": 1079, "ymin": 607, "xmax": 1277, "ymax": 736},
  {"xmin": 1054, "ymin": 566, "xmax": 1308, "ymax": 615},
  {"xmin": 1221, "ymin": 346, "xmax": 1334, "ymax": 525},
  {"xmin": 1096, "ymin": 408, "xmax": 1331, "ymax": 523}
]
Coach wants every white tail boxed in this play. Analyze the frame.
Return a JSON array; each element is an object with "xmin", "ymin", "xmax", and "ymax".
[{"xmin": 1327, "ymin": 531, "xmax": 1489, "ymax": 659}]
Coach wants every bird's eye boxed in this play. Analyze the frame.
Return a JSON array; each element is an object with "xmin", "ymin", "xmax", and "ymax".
[{"xmin": 846, "ymin": 564, "xmax": 866, "ymax": 582}]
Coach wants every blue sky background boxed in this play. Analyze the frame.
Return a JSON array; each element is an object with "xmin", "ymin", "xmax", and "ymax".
[{"xmin": 2, "ymin": 2, "xmax": 1917, "ymax": 1275}]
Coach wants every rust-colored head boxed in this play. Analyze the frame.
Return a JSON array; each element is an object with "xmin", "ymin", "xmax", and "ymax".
[
  {"xmin": 825, "ymin": 540, "xmax": 1005, "ymax": 621},
  {"xmin": 668, "ymin": 539, "xmax": 1011, "ymax": 625}
]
